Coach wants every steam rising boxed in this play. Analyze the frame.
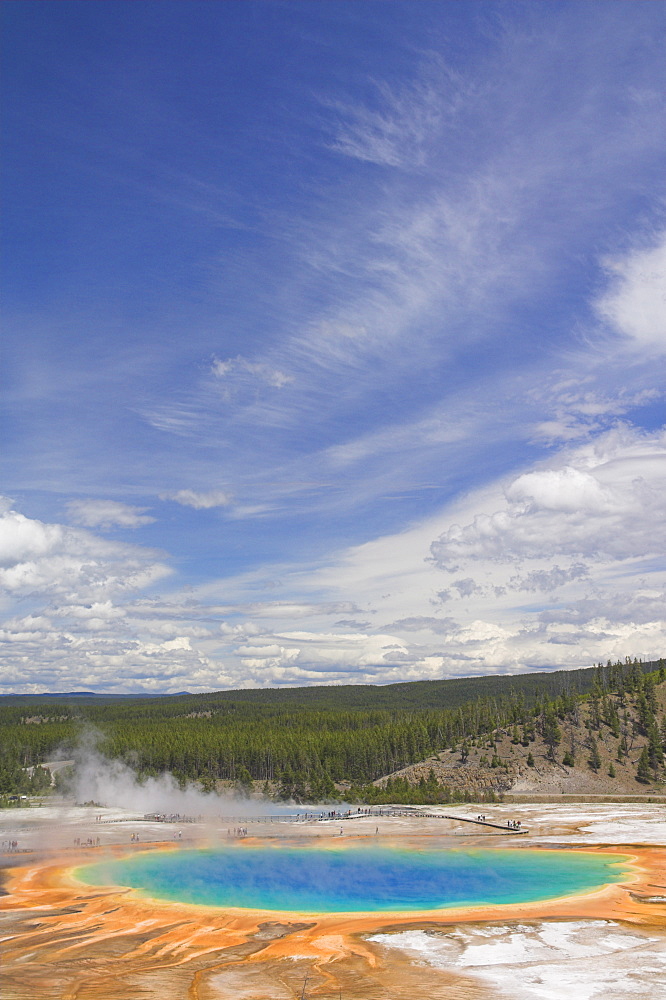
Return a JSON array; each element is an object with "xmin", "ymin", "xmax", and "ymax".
[{"xmin": 71, "ymin": 731, "xmax": 289, "ymax": 818}]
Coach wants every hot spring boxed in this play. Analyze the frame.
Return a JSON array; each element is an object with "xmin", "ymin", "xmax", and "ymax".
[{"xmin": 76, "ymin": 845, "xmax": 631, "ymax": 913}]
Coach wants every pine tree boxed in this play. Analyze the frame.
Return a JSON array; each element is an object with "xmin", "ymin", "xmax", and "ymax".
[
  {"xmin": 292, "ymin": 769, "xmax": 307, "ymax": 802},
  {"xmin": 644, "ymin": 676, "xmax": 658, "ymax": 715},
  {"xmin": 235, "ymin": 766, "xmax": 253, "ymax": 797},
  {"xmin": 647, "ymin": 723, "xmax": 664, "ymax": 772},
  {"xmin": 604, "ymin": 698, "xmax": 621, "ymax": 738},
  {"xmin": 588, "ymin": 695, "xmax": 602, "ymax": 730},
  {"xmin": 587, "ymin": 736, "xmax": 601, "ymax": 772},
  {"xmin": 543, "ymin": 710, "xmax": 562, "ymax": 761},
  {"xmin": 278, "ymin": 766, "xmax": 294, "ymax": 800},
  {"xmin": 636, "ymin": 693, "xmax": 654, "ymax": 734},
  {"xmin": 636, "ymin": 747, "xmax": 651, "ymax": 784}
]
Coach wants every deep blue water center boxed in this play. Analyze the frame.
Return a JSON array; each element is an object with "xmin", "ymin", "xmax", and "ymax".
[{"xmin": 77, "ymin": 846, "xmax": 629, "ymax": 913}]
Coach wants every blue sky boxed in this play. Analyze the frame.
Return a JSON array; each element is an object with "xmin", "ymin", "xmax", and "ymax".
[{"xmin": 2, "ymin": 1, "xmax": 665, "ymax": 693}]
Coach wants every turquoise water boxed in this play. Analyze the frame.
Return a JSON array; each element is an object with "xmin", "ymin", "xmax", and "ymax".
[{"xmin": 76, "ymin": 846, "xmax": 630, "ymax": 913}]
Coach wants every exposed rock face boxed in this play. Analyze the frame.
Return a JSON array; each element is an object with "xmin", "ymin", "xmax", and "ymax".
[{"xmin": 375, "ymin": 760, "xmax": 519, "ymax": 796}]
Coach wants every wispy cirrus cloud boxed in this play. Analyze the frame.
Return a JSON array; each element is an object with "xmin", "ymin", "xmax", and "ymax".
[
  {"xmin": 211, "ymin": 355, "xmax": 294, "ymax": 389},
  {"xmin": 325, "ymin": 59, "xmax": 462, "ymax": 169},
  {"xmin": 529, "ymin": 385, "xmax": 662, "ymax": 446},
  {"xmin": 137, "ymin": 35, "xmax": 663, "ymax": 486},
  {"xmin": 163, "ymin": 489, "xmax": 233, "ymax": 510},
  {"xmin": 66, "ymin": 499, "xmax": 155, "ymax": 530}
]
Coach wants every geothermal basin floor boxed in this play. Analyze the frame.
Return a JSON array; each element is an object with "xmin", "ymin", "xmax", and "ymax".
[{"xmin": 1, "ymin": 802, "xmax": 665, "ymax": 1000}]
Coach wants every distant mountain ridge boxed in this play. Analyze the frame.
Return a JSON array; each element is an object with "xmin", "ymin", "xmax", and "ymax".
[
  {"xmin": 1, "ymin": 661, "xmax": 662, "ymax": 712},
  {"xmin": 0, "ymin": 691, "xmax": 193, "ymax": 701}
]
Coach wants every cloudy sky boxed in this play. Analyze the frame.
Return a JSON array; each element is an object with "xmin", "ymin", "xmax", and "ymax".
[{"xmin": 2, "ymin": 1, "xmax": 665, "ymax": 694}]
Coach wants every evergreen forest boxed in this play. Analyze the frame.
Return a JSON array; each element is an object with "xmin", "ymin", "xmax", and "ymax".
[{"xmin": 1, "ymin": 657, "xmax": 664, "ymax": 805}]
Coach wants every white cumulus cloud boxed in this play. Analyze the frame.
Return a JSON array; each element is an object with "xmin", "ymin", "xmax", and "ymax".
[
  {"xmin": 0, "ymin": 504, "xmax": 170, "ymax": 601},
  {"xmin": 595, "ymin": 232, "xmax": 666, "ymax": 353},
  {"xmin": 430, "ymin": 427, "xmax": 666, "ymax": 571}
]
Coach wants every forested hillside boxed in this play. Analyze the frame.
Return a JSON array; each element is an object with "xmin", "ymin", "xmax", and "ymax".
[
  {"xmin": 2, "ymin": 660, "xmax": 643, "ymax": 715},
  {"xmin": 1, "ymin": 657, "xmax": 663, "ymax": 803},
  {"xmin": 363, "ymin": 667, "xmax": 666, "ymax": 804}
]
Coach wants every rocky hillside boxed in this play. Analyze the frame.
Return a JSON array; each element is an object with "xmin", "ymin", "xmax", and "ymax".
[{"xmin": 375, "ymin": 676, "xmax": 666, "ymax": 799}]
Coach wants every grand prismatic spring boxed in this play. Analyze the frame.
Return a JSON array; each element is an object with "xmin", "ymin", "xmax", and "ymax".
[
  {"xmin": 2, "ymin": 805, "xmax": 666, "ymax": 999},
  {"xmin": 76, "ymin": 844, "xmax": 631, "ymax": 913}
]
